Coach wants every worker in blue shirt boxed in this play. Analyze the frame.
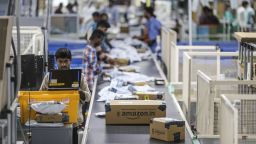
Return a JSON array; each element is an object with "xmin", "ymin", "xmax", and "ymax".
[{"xmin": 134, "ymin": 7, "xmax": 161, "ymax": 53}]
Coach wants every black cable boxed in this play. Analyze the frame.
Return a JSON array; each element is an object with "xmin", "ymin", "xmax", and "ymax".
[
  {"xmin": 7, "ymin": 0, "xmax": 15, "ymax": 16},
  {"xmin": 28, "ymin": 84, "xmax": 31, "ymax": 144},
  {"xmin": 11, "ymin": 38, "xmax": 18, "ymax": 92},
  {"xmin": 11, "ymin": 38, "xmax": 17, "ymax": 58}
]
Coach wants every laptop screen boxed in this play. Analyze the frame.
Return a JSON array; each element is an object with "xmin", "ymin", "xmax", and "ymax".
[{"xmin": 48, "ymin": 69, "xmax": 81, "ymax": 90}]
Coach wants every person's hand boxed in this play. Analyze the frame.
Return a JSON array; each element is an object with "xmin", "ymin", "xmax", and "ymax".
[
  {"xmin": 99, "ymin": 53, "xmax": 107, "ymax": 60},
  {"xmin": 107, "ymin": 57, "xmax": 116, "ymax": 65},
  {"xmin": 132, "ymin": 35, "xmax": 138, "ymax": 39}
]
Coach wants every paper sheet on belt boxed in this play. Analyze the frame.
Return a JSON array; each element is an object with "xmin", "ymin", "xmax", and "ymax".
[{"xmin": 97, "ymin": 79, "xmax": 156, "ymax": 102}]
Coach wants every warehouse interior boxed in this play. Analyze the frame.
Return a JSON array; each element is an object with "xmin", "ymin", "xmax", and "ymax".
[{"xmin": 0, "ymin": 0, "xmax": 256, "ymax": 144}]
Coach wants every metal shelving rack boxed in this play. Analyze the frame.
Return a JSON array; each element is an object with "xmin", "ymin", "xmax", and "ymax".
[
  {"xmin": 0, "ymin": 0, "xmax": 23, "ymax": 144},
  {"xmin": 235, "ymin": 32, "xmax": 256, "ymax": 93}
]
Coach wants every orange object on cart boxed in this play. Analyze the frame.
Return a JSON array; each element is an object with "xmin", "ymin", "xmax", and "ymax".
[{"xmin": 18, "ymin": 91, "xmax": 79, "ymax": 124}]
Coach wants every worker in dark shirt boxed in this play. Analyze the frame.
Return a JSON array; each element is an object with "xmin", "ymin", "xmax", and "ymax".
[
  {"xmin": 55, "ymin": 3, "xmax": 63, "ymax": 14},
  {"xmin": 199, "ymin": 6, "xmax": 220, "ymax": 25}
]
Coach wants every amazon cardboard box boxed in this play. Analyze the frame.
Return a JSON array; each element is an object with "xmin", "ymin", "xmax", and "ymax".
[
  {"xmin": 105, "ymin": 100, "xmax": 166, "ymax": 124},
  {"xmin": 150, "ymin": 118, "xmax": 185, "ymax": 142}
]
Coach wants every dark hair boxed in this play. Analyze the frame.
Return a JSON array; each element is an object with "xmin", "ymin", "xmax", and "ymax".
[
  {"xmin": 55, "ymin": 48, "xmax": 72, "ymax": 60},
  {"xmin": 92, "ymin": 11, "xmax": 100, "ymax": 17},
  {"xmin": 242, "ymin": 1, "xmax": 249, "ymax": 7},
  {"xmin": 90, "ymin": 29, "xmax": 105, "ymax": 40},
  {"xmin": 202, "ymin": 6, "xmax": 211, "ymax": 13},
  {"xmin": 100, "ymin": 13, "xmax": 109, "ymax": 19},
  {"xmin": 145, "ymin": 7, "xmax": 155, "ymax": 16},
  {"xmin": 97, "ymin": 20, "xmax": 110, "ymax": 28}
]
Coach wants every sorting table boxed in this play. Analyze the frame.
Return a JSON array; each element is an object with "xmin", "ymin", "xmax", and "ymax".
[{"xmin": 82, "ymin": 56, "xmax": 193, "ymax": 144}]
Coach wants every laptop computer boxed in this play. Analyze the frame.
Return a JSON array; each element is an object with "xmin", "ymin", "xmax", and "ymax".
[{"xmin": 48, "ymin": 69, "xmax": 82, "ymax": 90}]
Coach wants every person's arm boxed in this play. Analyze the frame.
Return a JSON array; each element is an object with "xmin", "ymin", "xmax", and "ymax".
[
  {"xmin": 92, "ymin": 49, "xmax": 98, "ymax": 74},
  {"xmin": 101, "ymin": 38, "xmax": 111, "ymax": 53},
  {"xmin": 98, "ymin": 51, "xmax": 115, "ymax": 65},
  {"xmin": 39, "ymin": 73, "xmax": 49, "ymax": 90},
  {"xmin": 86, "ymin": 27, "xmax": 93, "ymax": 41},
  {"xmin": 133, "ymin": 25, "xmax": 149, "ymax": 41},
  {"xmin": 104, "ymin": 37, "xmax": 113, "ymax": 49},
  {"xmin": 79, "ymin": 73, "xmax": 91, "ymax": 103}
]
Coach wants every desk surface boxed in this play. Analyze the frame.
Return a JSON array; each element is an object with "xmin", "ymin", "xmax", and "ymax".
[
  {"xmin": 234, "ymin": 32, "xmax": 256, "ymax": 42},
  {"xmin": 85, "ymin": 58, "xmax": 191, "ymax": 144}
]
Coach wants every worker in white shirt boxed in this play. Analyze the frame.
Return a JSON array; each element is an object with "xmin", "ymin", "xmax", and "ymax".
[
  {"xmin": 237, "ymin": 1, "xmax": 249, "ymax": 32},
  {"xmin": 245, "ymin": 3, "xmax": 255, "ymax": 31}
]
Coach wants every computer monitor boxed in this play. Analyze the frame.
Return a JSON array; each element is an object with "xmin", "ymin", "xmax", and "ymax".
[
  {"xmin": 50, "ymin": 14, "xmax": 79, "ymax": 38},
  {"xmin": 48, "ymin": 69, "xmax": 81, "ymax": 90},
  {"xmin": 20, "ymin": 54, "xmax": 44, "ymax": 90},
  {"xmin": 0, "ymin": 16, "xmax": 13, "ymax": 111}
]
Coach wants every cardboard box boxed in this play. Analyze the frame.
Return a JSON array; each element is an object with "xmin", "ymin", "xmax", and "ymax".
[
  {"xmin": 150, "ymin": 118, "xmax": 185, "ymax": 142},
  {"xmin": 136, "ymin": 48, "xmax": 147, "ymax": 53},
  {"xmin": 114, "ymin": 58, "xmax": 130, "ymax": 66},
  {"xmin": 134, "ymin": 91, "xmax": 164, "ymax": 100},
  {"xmin": 128, "ymin": 81, "xmax": 147, "ymax": 86},
  {"xmin": 35, "ymin": 113, "xmax": 69, "ymax": 123},
  {"xmin": 120, "ymin": 25, "xmax": 129, "ymax": 33},
  {"xmin": 105, "ymin": 100, "xmax": 166, "ymax": 124},
  {"xmin": 118, "ymin": 67, "xmax": 136, "ymax": 72},
  {"xmin": 114, "ymin": 95, "xmax": 139, "ymax": 100}
]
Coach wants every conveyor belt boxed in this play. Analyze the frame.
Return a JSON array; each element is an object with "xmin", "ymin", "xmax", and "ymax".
[{"xmin": 82, "ymin": 56, "xmax": 196, "ymax": 144}]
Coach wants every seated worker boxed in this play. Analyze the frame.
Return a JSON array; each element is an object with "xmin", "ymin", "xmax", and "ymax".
[
  {"xmin": 83, "ymin": 29, "xmax": 105, "ymax": 90},
  {"xmin": 133, "ymin": 7, "xmax": 161, "ymax": 53},
  {"xmin": 40, "ymin": 48, "xmax": 91, "ymax": 144}
]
